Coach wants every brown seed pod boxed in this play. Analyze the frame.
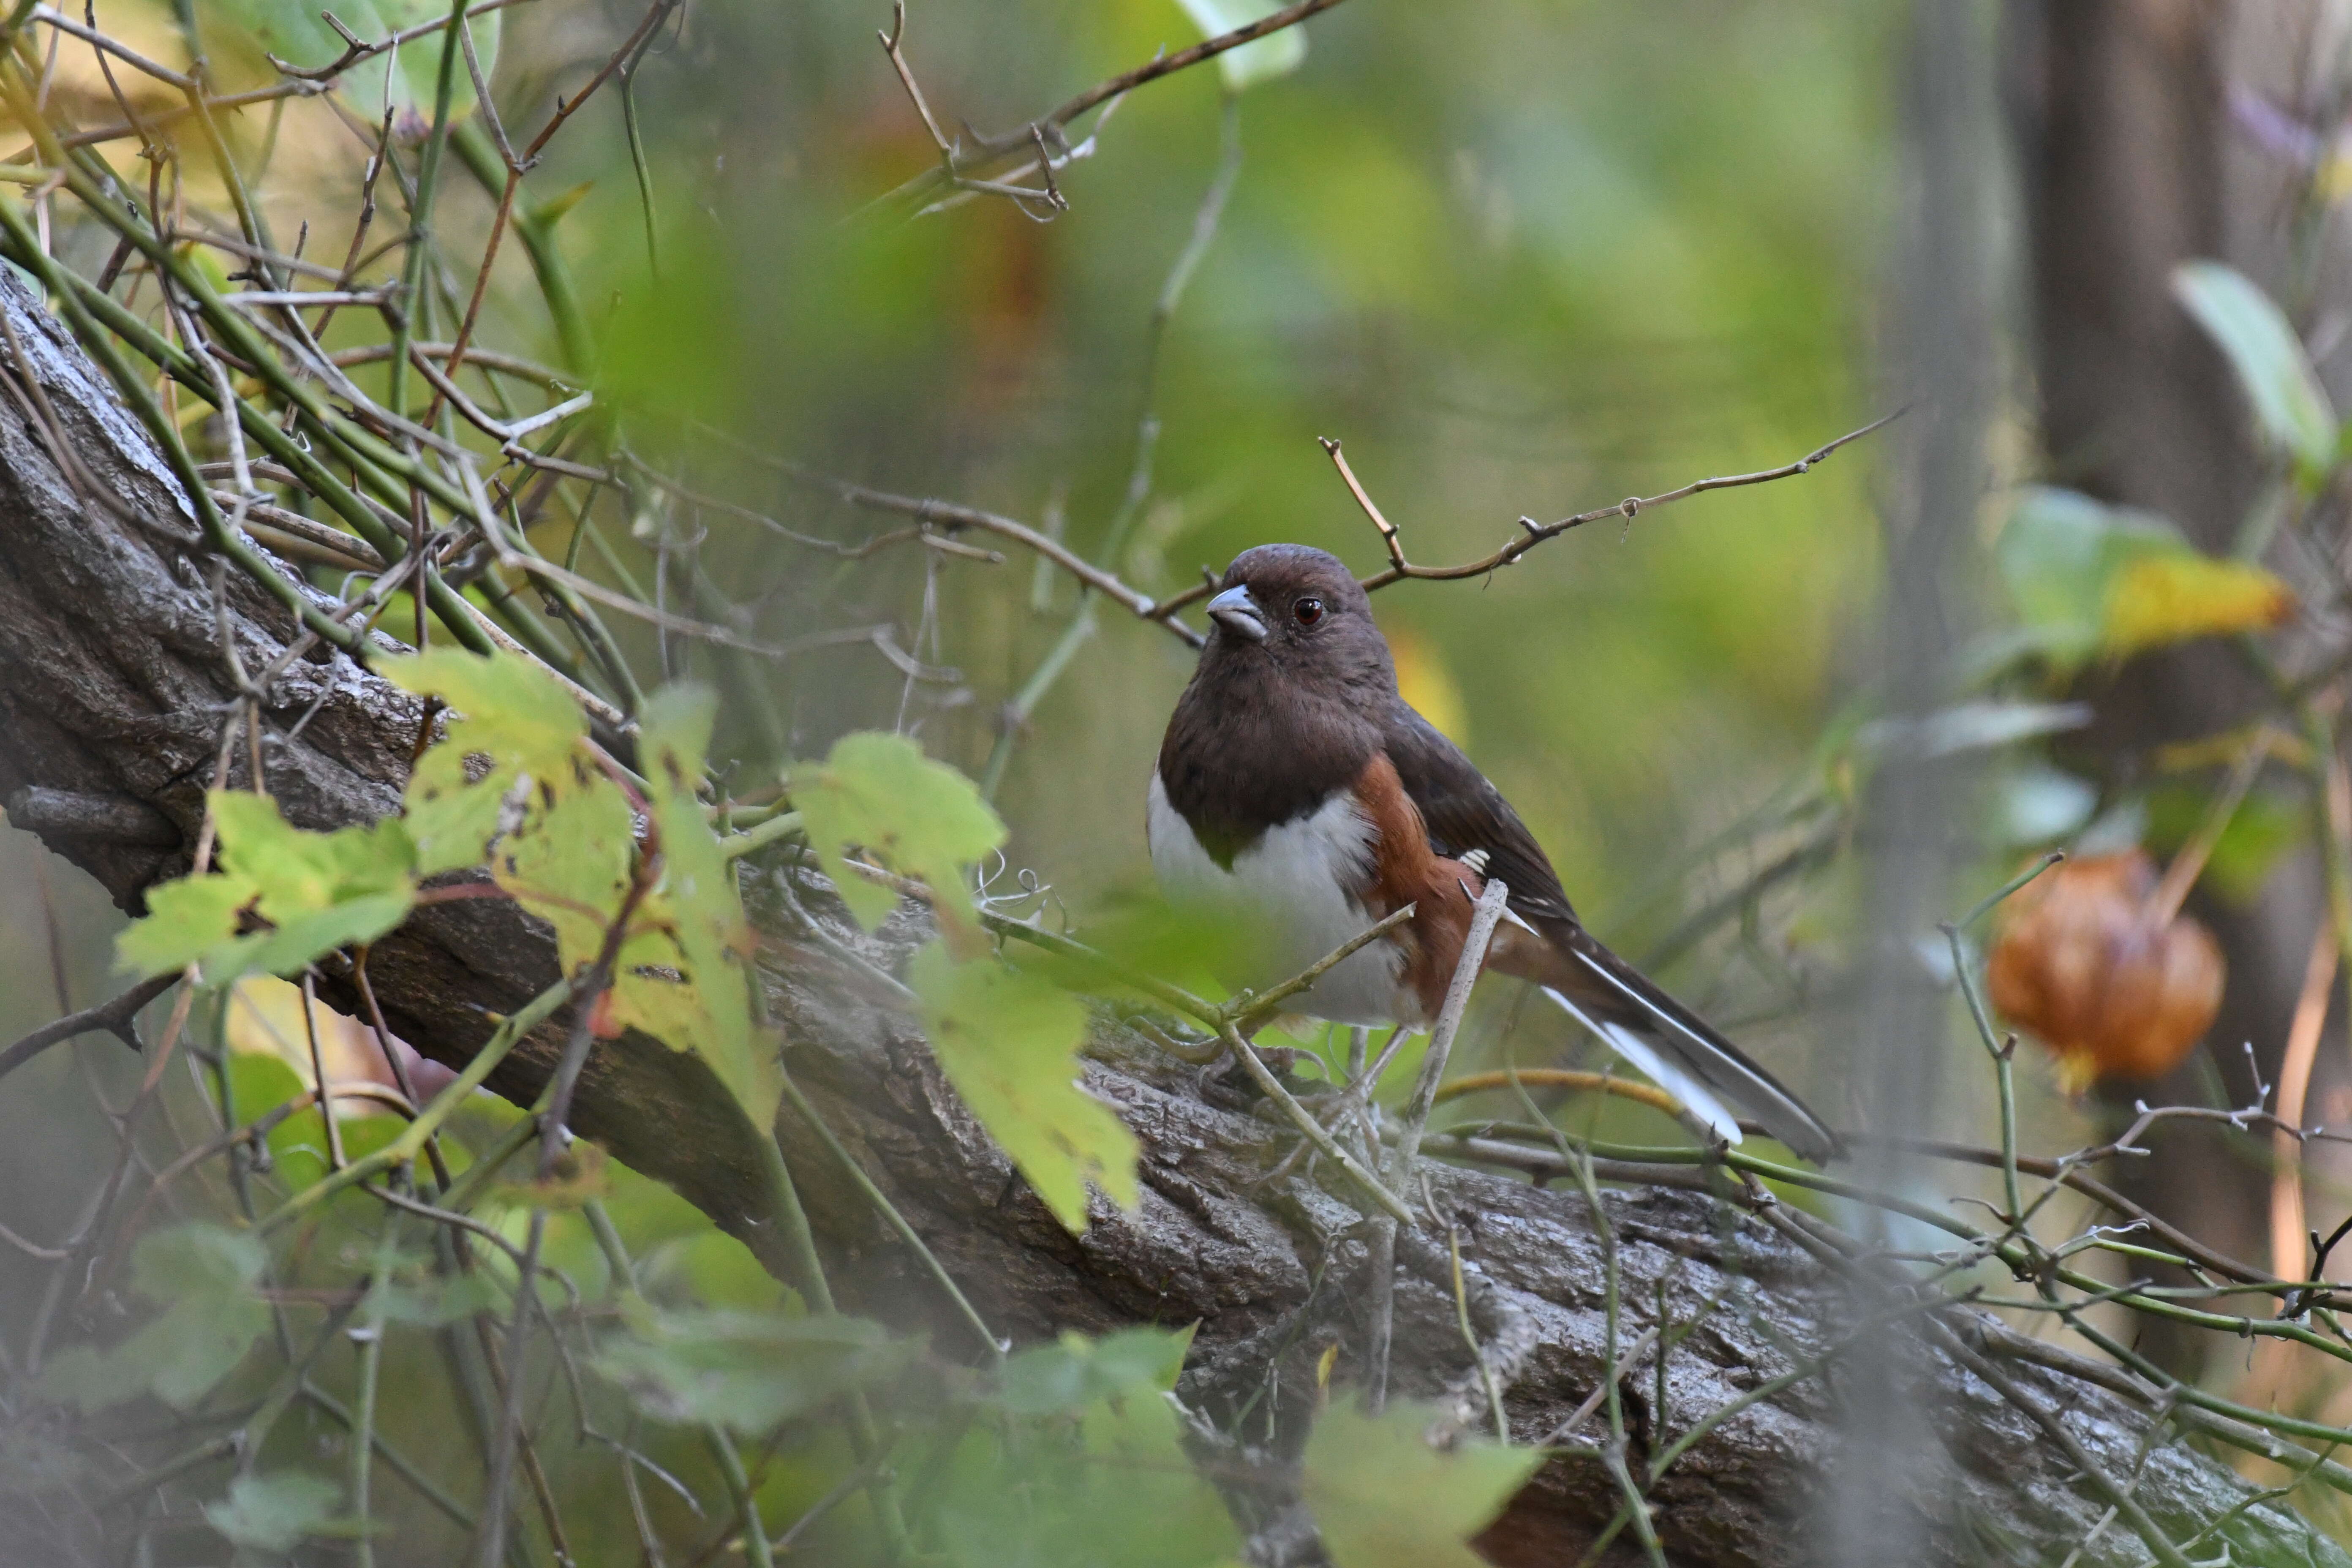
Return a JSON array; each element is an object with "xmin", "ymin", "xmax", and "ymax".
[{"xmin": 1984, "ymin": 850, "xmax": 2226, "ymax": 1093}]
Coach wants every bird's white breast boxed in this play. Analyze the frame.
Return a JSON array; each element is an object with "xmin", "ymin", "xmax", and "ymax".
[{"xmin": 1146, "ymin": 771, "xmax": 1415, "ymax": 1026}]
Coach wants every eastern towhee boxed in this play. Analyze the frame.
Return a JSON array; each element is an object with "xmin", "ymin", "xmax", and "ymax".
[{"xmin": 1149, "ymin": 544, "xmax": 1839, "ymax": 1164}]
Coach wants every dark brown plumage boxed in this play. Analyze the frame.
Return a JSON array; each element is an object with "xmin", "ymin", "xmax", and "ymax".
[{"xmin": 1149, "ymin": 543, "xmax": 1839, "ymax": 1163}]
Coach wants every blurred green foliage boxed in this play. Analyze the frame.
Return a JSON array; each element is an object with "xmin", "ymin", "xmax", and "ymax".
[{"xmin": 0, "ymin": 0, "xmax": 1948, "ymax": 1562}]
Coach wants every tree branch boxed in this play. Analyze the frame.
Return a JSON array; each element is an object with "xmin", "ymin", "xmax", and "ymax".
[{"xmin": 0, "ymin": 267, "xmax": 2336, "ymax": 1568}]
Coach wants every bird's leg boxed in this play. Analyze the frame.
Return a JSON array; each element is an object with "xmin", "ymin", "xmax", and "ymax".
[
  {"xmin": 1297, "ymin": 1025, "xmax": 1415, "ymax": 1127},
  {"xmin": 1252, "ymin": 1026, "xmax": 1415, "ymax": 1184},
  {"xmin": 1250, "ymin": 1131, "xmax": 1322, "ymax": 1189}
]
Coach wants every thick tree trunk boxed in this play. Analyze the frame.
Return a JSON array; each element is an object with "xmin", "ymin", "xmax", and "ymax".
[{"xmin": 0, "ymin": 266, "xmax": 2335, "ymax": 1563}]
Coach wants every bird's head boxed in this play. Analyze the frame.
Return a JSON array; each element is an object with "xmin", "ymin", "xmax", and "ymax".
[{"xmin": 1199, "ymin": 544, "xmax": 1392, "ymax": 691}]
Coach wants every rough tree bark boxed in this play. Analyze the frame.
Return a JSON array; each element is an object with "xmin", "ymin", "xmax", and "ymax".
[{"xmin": 0, "ymin": 270, "xmax": 2335, "ymax": 1563}]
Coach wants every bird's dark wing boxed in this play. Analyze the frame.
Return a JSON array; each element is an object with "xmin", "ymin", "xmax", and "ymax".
[
  {"xmin": 1381, "ymin": 700, "xmax": 1842, "ymax": 1164},
  {"xmin": 1380, "ymin": 704, "xmax": 1579, "ymax": 926}
]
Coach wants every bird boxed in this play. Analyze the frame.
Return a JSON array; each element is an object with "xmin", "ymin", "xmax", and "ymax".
[{"xmin": 1147, "ymin": 542, "xmax": 1840, "ymax": 1165}]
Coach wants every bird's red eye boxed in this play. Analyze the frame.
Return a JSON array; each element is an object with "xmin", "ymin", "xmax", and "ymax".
[{"xmin": 1293, "ymin": 598, "xmax": 1325, "ymax": 627}]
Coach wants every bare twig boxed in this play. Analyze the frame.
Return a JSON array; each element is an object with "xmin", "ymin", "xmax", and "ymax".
[
  {"xmin": 1322, "ymin": 408, "xmax": 1905, "ymax": 592},
  {"xmin": 1927, "ymin": 1319, "xmax": 2192, "ymax": 1568},
  {"xmin": 0, "ymin": 972, "xmax": 177, "ymax": 1084},
  {"xmin": 265, "ymin": 0, "xmax": 533, "ymax": 84},
  {"xmin": 1387, "ymin": 879, "xmax": 1510, "ymax": 1199},
  {"xmin": 1220, "ymin": 904, "xmax": 1417, "ymax": 1025},
  {"xmin": 772, "ymin": 463, "xmax": 1206, "ymax": 645}
]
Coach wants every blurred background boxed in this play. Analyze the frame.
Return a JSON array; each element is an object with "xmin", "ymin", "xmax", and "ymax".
[
  {"xmin": 4, "ymin": 0, "xmax": 1903, "ymax": 1217},
  {"xmin": 16, "ymin": 0, "xmax": 2352, "ymax": 1556}
]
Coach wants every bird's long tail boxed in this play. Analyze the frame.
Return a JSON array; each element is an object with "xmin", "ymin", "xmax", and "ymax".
[{"xmin": 1499, "ymin": 917, "xmax": 1841, "ymax": 1164}]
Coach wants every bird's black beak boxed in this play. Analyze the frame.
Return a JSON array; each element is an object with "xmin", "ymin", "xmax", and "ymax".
[{"xmin": 1206, "ymin": 585, "xmax": 1268, "ymax": 643}]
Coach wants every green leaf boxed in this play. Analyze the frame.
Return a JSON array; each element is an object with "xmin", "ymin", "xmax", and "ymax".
[
  {"xmin": 939, "ymin": 1325, "xmax": 1236, "ymax": 1568},
  {"xmin": 40, "ymin": 1224, "xmax": 270, "ymax": 1413},
  {"xmin": 1173, "ymin": 0, "xmax": 1309, "ymax": 91},
  {"xmin": 790, "ymin": 732, "xmax": 1005, "ymax": 947},
  {"xmin": 1852, "ymin": 700, "xmax": 2091, "ymax": 762},
  {"xmin": 2146, "ymin": 783, "xmax": 2306, "ymax": 904},
  {"xmin": 2173, "ymin": 261, "xmax": 2338, "ymax": 478},
  {"xmin": 909, "ymin": 942, "xmax": 1137, "ymax": 1233},
  {"xmin": 373, "ymin": 1270, "xmax": 505, "ymax": 1327},
  {"xmin": 1993, "ymin": 763, "xmax": 2099, "ymax": 847},
  {"xmin": 649, "ymin": 1228, "xmax": 789, "ymax": 1311},
  {"xmin": 203, "ymin": 1472, "xmax": 356, "ymax": 1555},
  {"xmin": 996, "ymin": 1325, "xmax": 1195, "ymax": 1416},
  {"xmin": 624, "ymin": 685, "xmax": 772, "ymax": 1126},
  {"xmin": 592, "ymin": 1309, "xmax": 914, "ymax": 1434},
  {"xmin": 1301, "ymin": 1400, "xmax": 1543, "ymax": 1568},
  {"xmin": 222, "ymin": 1048, "xmax": 338, "ymax": 1191}
]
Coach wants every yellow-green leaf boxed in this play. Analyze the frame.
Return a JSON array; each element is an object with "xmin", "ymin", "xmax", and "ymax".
[
  {"xmin": 221, "ymin": 893, "xmax": 418, "ymax": 984},
  {"xmin": 1302, "ymin": 1401, "xmax": 1543, "ymax": 1568},
  {"xmin": 2102, "ymin": 552, "xmax": 2294, "ymax": 657},
  {"xmin": 210, "ymin": 792, "xmax": 414, "ymax": 910},
  {"xmin": 791, "ymin": 732, "xmax": 1004, "ymax": 949},
  {"xmin": 116, "ymin": 871, "xmax": 260, "ymax": 978},
  {"xmin": 623, "ymin": 685, "xmax": 773, "ymax": 1127},
  {"xmin": 385, "ymin": 648, "xmax": 588, "ymax": 876},
  {"xmin": 116, "ymin": 792, "xmax": 416, "ymax": 983},
  {"xmin": 909, "ymin": 942, "xmax": 1136, "ymax": 1233},
  {"xmin": 492, "ymin": 755, "xmax": 636, "ymax": 970}
]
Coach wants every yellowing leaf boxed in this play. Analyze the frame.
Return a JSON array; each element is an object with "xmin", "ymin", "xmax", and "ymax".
[
  {"xmin": 1995, "ymin": 487, "xmax": 2176, "ymax": 668},
  {"xmin": 2101, "ymin": 552, "xmax": 2294, "ymax": 657},
  {"xmin": 909, "ymin": 942, "xmax": 1136, "ymax": 1233},
  {"xmin": 618, "ymin": 685, "xmax": 773, "ymax": 1127},
  {"xmin": 792, "ymin": 733, "xmax": 1004, "ymax": 952},
  {"xmin": 1302, "ymin": 1401, "xmax": 1542, "ymax": 1568},
  {"xmin": 492, "ymin": 756, "xmax": 636, "ymax": 968},
  {"xmin": 385, "ymin": 648, "xmax": 588, "ymax": 876},
  {"xmin": 1999, "ymin": 488, "xmax": 2298, "ymax": 668}
]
